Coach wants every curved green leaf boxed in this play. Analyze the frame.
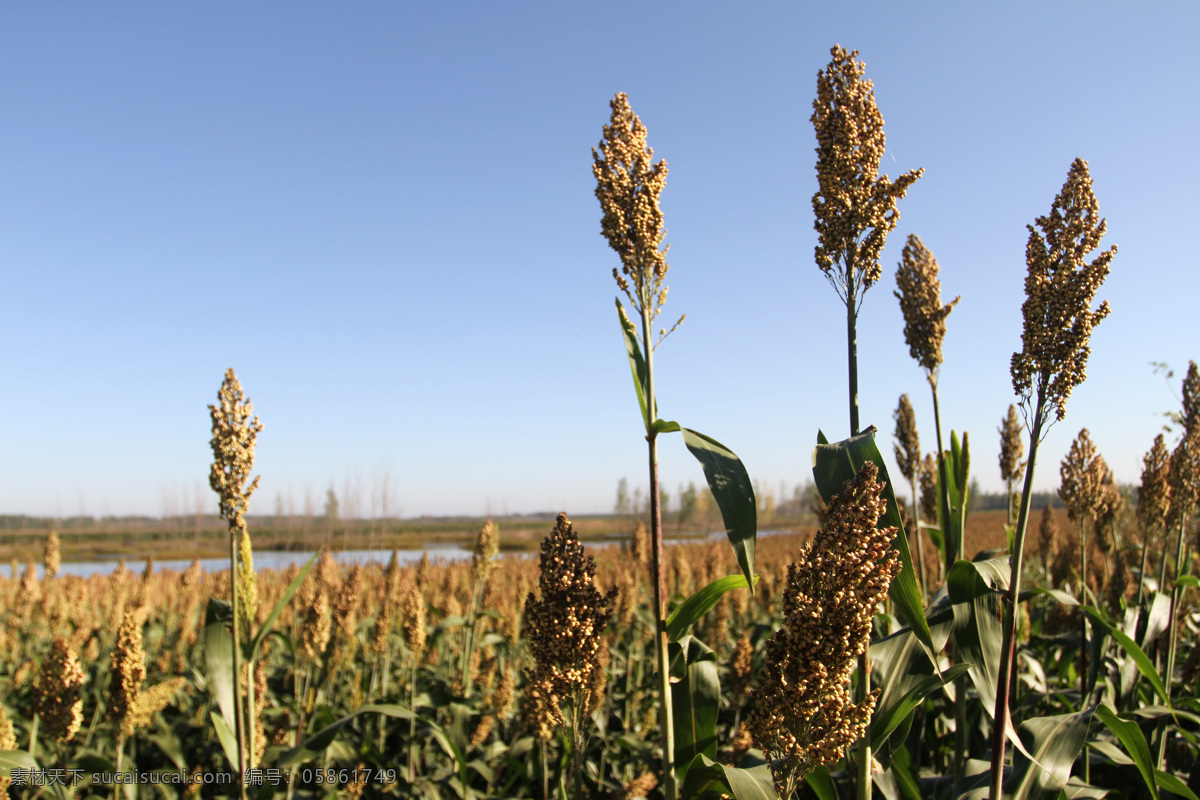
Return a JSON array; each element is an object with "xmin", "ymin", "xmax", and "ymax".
[
  {"xmin": 1094, "ymin": 705, "xmax": 1158, "ymax": 800},
  {"xmin": 1081, "ymin": 605, "xmax": 1170, "ymax": 705},
  {"xmin": 1176, "ymin": 575, "xmax": 1199, "ymax": 590},
  {"xmin": 1009, "ymin": 709, "xmax": 1092, "ymax": 800},
  {"xmin": 670, "ymin": 636, "xmax": 720, "ymax": 784},
  {"xmin": 681, "ymin": 427, "xmax": 756, "ymax": 589},
  {"xmin": 653, "ymin": 418, "xmax": 681, "ymax": 436},
  {"xmin": 616, "ymin": 297, "xmax": 651, "ymax": 429},
  {"xmin": 210, "ymin": 711, "xmax": 239, "ymax": 768},
  {"xmin": 812, "ymin": 427, "xmax": 933, "ymax": 654},
  {"xmin": 251, "ymin": 552, "xmax": 317, "ymax": 658},
  {"xmin": 274, "ymin": 704, "xmax": 417, "ymax": 767},
  {"xmin": 947, "ymin": 558, "xmax": 1007, "ymax": 716},
  {"xmin": 868, "ymin": 663, "xmax": 971, "ymax": 747},
  {"xmin": 0, "ymin": 750, "xmax": 40, "ymax": 775},
  {"xmin": 804, "ymin": 765, "xmax": 835, "ymax": 800},
  {"xmin": 1156, "ymin": 770, "xmax": 1200, "ymax": 800},
  {"xmin": 680, "ymin": 754, "xmax": 778, "ymax": 800},
  {"xmin": 203, "ymin": 598, "xmax": 237, "ymax": 752},
  {"xmin": 666, "ymin": 574, "xmax": 756, "ymax": 642}
]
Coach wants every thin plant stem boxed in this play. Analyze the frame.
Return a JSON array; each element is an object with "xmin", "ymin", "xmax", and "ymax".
[
  {"xmin": 911, "ymin": 483, "xmax": 925, "ymax": 602},
  {"xmin": 1156, "ymin": 513, "xmax": 1189, "ymax": 769},
  {"xmin": 989, "ymin": 389, "xmax": 1047, "ymax": 800},
  {"xmin": 641, "ymin": 304, "xmax": 676, "ymax": 800},
  {"xmin": 230, "ymin": 529, "xmax": 247, "ymax": 799}
]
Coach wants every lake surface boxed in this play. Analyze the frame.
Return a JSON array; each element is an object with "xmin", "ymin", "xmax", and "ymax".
[{"xmin": 16, "ymin": 529, "xmax": 785, "ymax": 580}]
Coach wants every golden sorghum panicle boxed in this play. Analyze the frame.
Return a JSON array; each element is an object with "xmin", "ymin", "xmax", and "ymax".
[
  {"xmin": 472, "ymin": 520, "xmax": 500, "ymax": 583},
  {"xmin": 813, "ymin": 46, "xmax": 922, "ymax": 304},
  {"xmin": 1011, "ymin": 159, "xmax": 1115, "ymax": 425},
  {"xmin": 1092, "ymin": 459, "xmax": 1123, "ymax": 552},
  {"xmin": 1139, "ymin": 434, "xmax": 1173, "ymax": 538},
  {"xmin": 1168, "ymin": 424, "xmax": 1200, "ymax": 531},
  {"xmin": 747, "ymin": 461, "xmax": 901, "ymax": 794},
  {"xmin": 918, "ymin": 453, "xmax": 938, "ymax": 523},
  {"xmin": 237, "ymin": 529, "xmax": 258, "ymax": 626},
  {"xmin": 894, "ymin": 235, "xmax": 959, "ymax": 379},
  {"xmin": 523, "ymin": 512, "xmax": 618, "ymax": 740},
  {"xmin": 35, "ymin": 637, "xmax": 86, "ymax": 743},
  {"xmin": 593, "ymin": 93, "xmax": 671, "ymax": 322},
  {"xmin": 892, "ymin": 394, "xmax": 920, "ymax": 485},
  {"xmin": 208, "ymin": 368, "xmax": 263, "ymax": 533},
  {"xmin": 1182, "ymin": 361, "xmax": 1200, "ymax": 434},
  {"xmin": 999, "ymin": 405, "xmax": 1025, "ymax": 486},
  {"xmin": 0, "ymin": 706, "xmax": 15, "ymax": 799},
  {"xmin": 44, "ymin": 530, "xmax": 61, "ymax": 580},
  {"xmin": 400, "ymin": 583, "xmax": 428, "ymax": 664},
  {"xmin": 1060, "ymin": 429, "xmax": 1099, "ymax": 524},
  {"xmin": 623, "ymin": 771, "xmax": 658, "ymax": 800},
  {"xmin": 110, "ymin": 612, "xmax": 147, "ymax": 738},
  {"xmin": 1036, "ymin": 504, "xmax": 1059, "ymax": 566}
]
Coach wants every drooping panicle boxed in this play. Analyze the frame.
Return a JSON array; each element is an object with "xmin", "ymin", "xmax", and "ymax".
[{"xmin": 747, "ymin": 462, "xmax": 901, "ymax": 795}]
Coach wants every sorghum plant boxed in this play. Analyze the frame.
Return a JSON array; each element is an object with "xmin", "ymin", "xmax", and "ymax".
[
  {"xmin": 892, "ymin": 394, "xmax": 924, "ymax": 596},
  {"xmin": 524, "ymin": 513, "xmax": 617, "ymax": 798},
  {"xmin": 813, "ymin": 48, "xmax": 920, "ymax": 797},
  {"xmin": 747, "ymin": 462, "xmax": 900, "ymax": 798},
  {"xmin": 991, "ymin": 158, "xmax": 1115, "ymax": 800},
  {"xmin": 813, "ymin": 45, "xmax": 922, "ymax": 436},
  {"xmin": 208, "ymin": 367, "xmax": 263, "ymax": 792},
  {"xmin": 1138, "ymin": 434, "xmax": 1172, "ymax": 602},
  {"xmin": 594, "ymin": 92, "xmax": 758, "ymax": 798},
  {"xmin": 999, "ymin": 405, "xmax": 1025, "ymax": 528},
  {"xmin": 895, "ymin": 234, "xmax": 962, "ymax": 569}
]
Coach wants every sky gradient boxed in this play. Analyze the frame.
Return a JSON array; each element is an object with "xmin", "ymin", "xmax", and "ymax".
[{"xmin": 3, "ymin": 3, "xmax": 1198, "ymax": 520}]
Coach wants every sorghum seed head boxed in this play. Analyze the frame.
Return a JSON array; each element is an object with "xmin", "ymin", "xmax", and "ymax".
[
  {"xmin": 747, "ymin": 461, "xmax": 901, "ymax": 792},
  {"xmin": 1139, "ymin": 434, "xmax": 1173, "ymax": 536},
  {"xmin": 999, "ymin": 405, "xmax": 1025, "ymax": 485},
  {"xmin": 894, "ymin": 235, "xmax": 959, "ymax": 378},
  {"xmin": 593, "ymin": 93, "xmax": 671, "ymax": 322},
  {"xmin": 472, "ymin": 520, "xmax": 500, "ymax": 584},
  {"xmin": 208, "ymin": 368, "xmax": 263, "ymax": 533},
  {"xmin": 813, "ymin": 46, "xmax": 922, "ymax": 305},
  {"xmin": 35, "ymin": 637, "xmax": 85, "ymax": 742},
  {"xmin": 892, "ymin": 394, "xmax": 920, "ymax": 484},
  {"xmin": 1011, "ymin": 159, "xmax": 1115, "ymax": 425},
  {"xmin": 43, "ymin": 530, "xmax": 61, "ymax": 580}
]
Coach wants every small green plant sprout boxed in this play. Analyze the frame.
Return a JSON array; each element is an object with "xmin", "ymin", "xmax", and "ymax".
[{"xmin": 990, "ymin": 158, "xmax": 1116, "ymax": 800}]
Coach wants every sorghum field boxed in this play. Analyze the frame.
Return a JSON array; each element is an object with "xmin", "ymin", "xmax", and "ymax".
[{"xmin": 3, "ymin": 46, "xmax": 1200, "ymax": 800}]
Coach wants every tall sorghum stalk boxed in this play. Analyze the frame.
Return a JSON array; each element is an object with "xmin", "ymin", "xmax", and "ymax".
[
  {"xmin": 1059, "ymin": 430, "xmax": 1100, "ymax": 702},
  {"xmin": 893, "ymin": 394, "xmax": 924, "ymax": 599},
  {"xmin": 813, "ymin": 47, "xmax": 920, "ymax": 799},
  {"xmin": 1137, "ymin": 434, "xmax": 1172, "ymax": 604},
  {"xmin": 895, "ymin": 234, "xmax": 960, "ymax": 564},
  {"xmin": 1158, "ymin": 367, "xmax": 1199, "ymax": 767},
  {"xmin": 894, "ymin": 232, "xmax": 964, "ymax": 786},
  {"xmin": 747, "ymin": 462, "xmax": 901, "ymax": 798},
  {"xmin": 209, "ymin": 368, "xmax": 264, "ymax": 797},
  {"xmin": 990, "ymin": 159, "xmax": 1115, "ymax": 800},
  {"xmin": 462, "ymin": 521, "xmax": 499, "ymax": 697},
  {"xmin": 593, "ymin": 91, "xmax": 682, "ymax": 800},
  {"xmin": 999, "ymin": 405, "xmax": 1025, "ymax": 529}
]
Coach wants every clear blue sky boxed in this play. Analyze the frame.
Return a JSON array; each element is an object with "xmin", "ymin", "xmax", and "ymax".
[{"xmin": 3, "ymin": 3, "xmax": 1197, "ymax": 520}]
